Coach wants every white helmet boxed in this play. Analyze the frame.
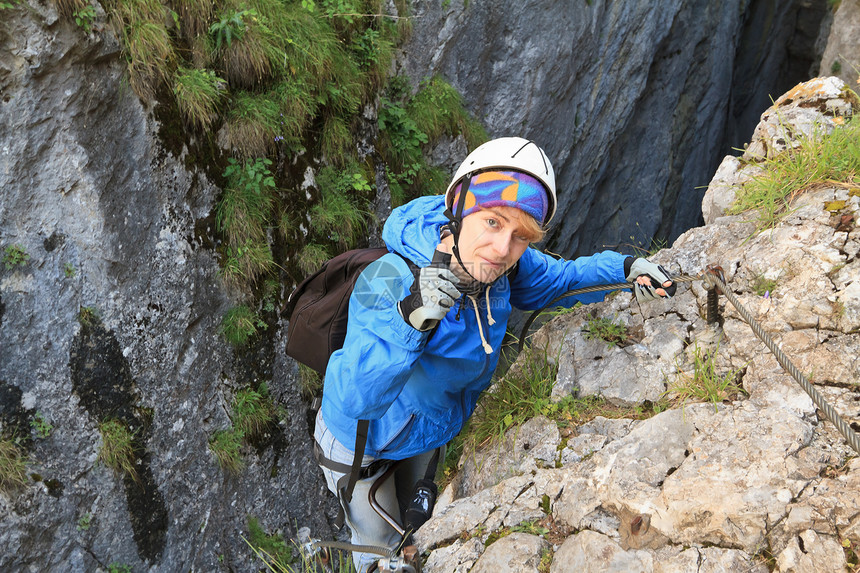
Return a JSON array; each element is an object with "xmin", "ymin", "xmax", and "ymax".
[{"xmin": 444, "ymin": 137, "xmax": 557, "ymax": 224}]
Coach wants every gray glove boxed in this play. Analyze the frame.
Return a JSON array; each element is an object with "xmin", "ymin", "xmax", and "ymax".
[
  {"xmin": 398, "ymin": 250, "xmax": 461, "ymax": 331},
  {"xmin": 626, "ymin": 258, "xmax": 676, "ymax": 303}
]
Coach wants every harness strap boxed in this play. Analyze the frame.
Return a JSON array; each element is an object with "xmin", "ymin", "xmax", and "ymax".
[{"xmin": 313, "ymin": 420, "xmax": 394, "ymax": 530}]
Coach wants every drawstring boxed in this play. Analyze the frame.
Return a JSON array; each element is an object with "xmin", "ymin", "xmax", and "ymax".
[
  {"xmin": 485, "ymin": 284, "xmax": 496, "ymax": 326},
  {"xmin": 468, "ymin": 294, "xmax": 493, "ymax": 355}
]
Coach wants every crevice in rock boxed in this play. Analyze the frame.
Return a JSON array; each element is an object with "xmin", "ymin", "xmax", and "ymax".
[{"xmin": 69, "ymin": 314, "xmax": 168, "ymax": 564}]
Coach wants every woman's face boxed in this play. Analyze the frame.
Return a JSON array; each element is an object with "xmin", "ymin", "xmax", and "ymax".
[{"xmin": 450, "ymin": 206, "xmax": 537, "ymax": 284}]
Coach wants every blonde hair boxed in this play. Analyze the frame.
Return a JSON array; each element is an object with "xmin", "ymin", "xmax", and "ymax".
[{"xmin": 519, "ymin": 211, "xmax": 546, "ymax": 243}]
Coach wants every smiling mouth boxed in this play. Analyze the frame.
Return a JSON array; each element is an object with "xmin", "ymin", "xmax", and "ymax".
[{"xmin": 480, "ymin": 257, "xmax": 503, "ymax": 268}]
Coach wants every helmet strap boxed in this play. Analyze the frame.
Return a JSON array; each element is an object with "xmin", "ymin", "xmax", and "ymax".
[{"xmin": 443, "ymin": 174, "xmax": 484, "ymax": 286}]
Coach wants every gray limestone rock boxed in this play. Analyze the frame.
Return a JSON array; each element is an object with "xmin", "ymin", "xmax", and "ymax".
[
  {"xmin": 0, "ymin": 7, "xmax": 334, "ymax": 572},
  {"xmin": 398, "ymin": 0, "xmax": 828, "ymax": 254},
  {"xmin": 470, "ymin": 532, "xmax": 549, "ymax": 573},
  {"xmin": 819, "ymin": 0, "xmax": 860, "ymax": 90}
]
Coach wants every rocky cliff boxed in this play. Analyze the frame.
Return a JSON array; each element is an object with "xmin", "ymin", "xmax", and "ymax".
[
  {"xmin": 415, "ymin": 78, "xmax": 860, "ymax": 573},
  {"xmin": 398, "ymin": 0, "xmax": 829, "ymax": 255},
  {"xmin": 0, "ymin": 4, "xmax": 333, "ymax": 571},
  {"xmin": 820, "ymin": 0, "xmax": 860, "ymax": 89},
  {"xmin": 0, "ymin": 0, "xmax": 854, "ymax": 572}
]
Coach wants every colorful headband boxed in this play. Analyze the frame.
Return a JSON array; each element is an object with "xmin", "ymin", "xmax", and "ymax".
[{"xmin": 451, "ymin": 170, "xmax": 549, "ymax": 225}]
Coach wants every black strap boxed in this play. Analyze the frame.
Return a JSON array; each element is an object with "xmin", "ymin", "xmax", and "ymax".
[
  {"xmin": 442, "ymin": 174, "xmax": 488, "ymax": 287},
  {"xmin": 343, "ymin": 419, "xmax": 369, "ymax": 503}
]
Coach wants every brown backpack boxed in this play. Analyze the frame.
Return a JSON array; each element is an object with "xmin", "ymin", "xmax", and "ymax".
[{"xmin": 284, "ymin": 247, "xmax": 417, "ymax": 373}]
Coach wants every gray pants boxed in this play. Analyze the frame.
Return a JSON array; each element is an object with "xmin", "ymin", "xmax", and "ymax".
[{"xmin": 314, "ymin": 410, "xmax": 442, "ymax": 573}]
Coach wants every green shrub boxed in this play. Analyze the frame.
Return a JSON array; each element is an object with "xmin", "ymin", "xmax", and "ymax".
[
  {"xmin": 98, "ymin": 420, "xmax": 138, "ymax": 481},
  {"xmin": 3, "ymin": 244, "xmax": 29, "ymax": 269},
  {"xmin": 221, "ymin": 305, "xmax": 267, "ymax": 346},
  {"xmin": 30, "ymin": 412, "xmax": 53, "ymax": 439}
]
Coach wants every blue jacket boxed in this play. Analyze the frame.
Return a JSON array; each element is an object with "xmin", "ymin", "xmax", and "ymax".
[{"xmin": 320, "ymin": 195, "xmax": 628, "ymax": 460}]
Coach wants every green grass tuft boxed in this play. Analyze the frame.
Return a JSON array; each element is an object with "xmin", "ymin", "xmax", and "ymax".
[
  {"xmin": 0, "ymin": 438, "xmax": 28, "ymax": 492},
  {"xmin": 247, "ymin": 516, "xmax": 296, "ymax": 567},
  {"xmin": 232, "ymin": 387, "xmax": 276, "ymax": 439},
  {"xmin": 297, "ymin": 364, "xmax": 322, "ymax": 400},
  {"xmin": 3, "ymin": 243, "xmax": 29, "ymax": 269},
  {"xmin": 170, "ymin": 0, "xmax": 213, "ymax": 41},
  {"xmin": 220, "ymin": 92, "xmax": 284, "ymax": 158},
  {"xmin": 221, "ymin": 305, "xmax": 266, "ymax": 346},
  {"xmin": 216, "ymin": 157, "xmax": 277, "ymax": 285},
  {"xmin": 408, "ymin": 75, "xmax": 486, "ymax": 148},
  {"xmin": 98, "ymin": 419, "xmax": 138, "ymax": 482},
  {"xmin": 209, "ymin": 429, "xmax": 244, "ymax": 472},
  {"xmin": 111, "ymin": 0, "xmax": 177, "ymax": 100},
  {"xmin": 466, "ymin": 347, "xmax": 559, "ymax": 451},
  {"xmin": 309, "ymin": 163, "xmax": 370, "ymax": 249},
  {"xmin": 730, "ymin": 116, "xmax": 860, "ymax": 231},
  {"xmin": 295, "ymin": 243, "xmax": 330, "ymax": 275},
  {"xmin": 50, "ymin": 0, "xmax": 87, "ymax": 18},
  {"xmin": 173, "ymin": 67, "xmax": 227, "ymax": 130},
  {"xmin": 666, "ymin": 344, "xmax": 746, "ymax": 412},
  {"xmin": 582, "ymin": 315, "xmax": 628, "ymax": 348}
]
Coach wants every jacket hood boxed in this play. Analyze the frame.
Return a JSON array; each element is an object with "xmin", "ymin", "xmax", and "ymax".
[{"xmin": 382, "ymin": 195, "xmax": 448, "ymax": 266}]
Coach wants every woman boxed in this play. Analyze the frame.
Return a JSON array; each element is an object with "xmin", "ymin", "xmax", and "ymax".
[{"xmin": 313, "ymin": 137, "xmax": 674, "ymax": 572}]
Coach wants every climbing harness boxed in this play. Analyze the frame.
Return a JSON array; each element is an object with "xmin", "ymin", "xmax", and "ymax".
[
  {"xmin": 308, "ymin": 449, "xmax": 440, "ymax": 572},
  {"xmin": 517, "ymin": 266, "xmax": 860, "ymax": 456}
]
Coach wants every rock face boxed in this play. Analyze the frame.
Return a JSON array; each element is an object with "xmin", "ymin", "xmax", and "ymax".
[
  {"xmin": 416, "ymin": 78, "xmax": 860, "ymax": 573},
  {"xmin": 398, "ymin": 0, "xmax": 829, "ymax": 255},
  {"xmin": 0, "ymin": 6, "xmax": 334, "ymax": 572},
  {"xmin": 0, "ymin": 1, "xmax": 853, "ymax": 572},
  {"xmin": 819, "ymin": 0, "xmax": 860, "ymax": 90}
]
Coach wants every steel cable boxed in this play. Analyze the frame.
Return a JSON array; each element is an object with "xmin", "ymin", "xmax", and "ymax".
[
  {"xmin": 310, "ymin": 539, "xmax": 394, "ymax": 557},
  {"xmin": 703, "ymin": 272, "xmax": 860, "ymax": 455},
  {"xmin": 517, "ymin": 270, "xmax": 860, "ymax": 455}
]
